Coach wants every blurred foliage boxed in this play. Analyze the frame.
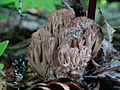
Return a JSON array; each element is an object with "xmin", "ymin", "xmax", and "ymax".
[
  {"xmin": 96, "ymin": 1, "xmax": 120, "ymax": 27},
  {"xmin": 0, "ymin": 0, "xmax": 62, "ymax": 12},
  {"xmin": 97, "ymin": 0, "xmax": 109, "ymax": 8},
  {"xmin": 0, "ymin": 14, "xmax": 9, "ymax": 19},
  {"xmin": 83, "ymin": 0, "xmax": 120, "ymax": 9}
]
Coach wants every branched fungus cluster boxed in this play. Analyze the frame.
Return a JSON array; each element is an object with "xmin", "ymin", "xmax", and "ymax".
[{"xmin": 27, "ymin": 9, "xmax": 103, "ymax": 79}]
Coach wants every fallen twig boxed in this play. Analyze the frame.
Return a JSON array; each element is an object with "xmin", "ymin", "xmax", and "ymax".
[{"xmin": 92, "ymin": 65, "xmax": 120, "ymax": 75}]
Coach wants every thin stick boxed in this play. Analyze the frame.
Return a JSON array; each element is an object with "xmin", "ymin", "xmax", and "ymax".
[
  {"xmin": 18, "ymin": 0, "xmax": 23, "ymax": 16},
  {"xmin": 113, "ymin": 27, "xmax": 120, "ymax": 30},
  {"xmin": 93, "ymin": 65, "xmax": 120, "ymax": 75}
]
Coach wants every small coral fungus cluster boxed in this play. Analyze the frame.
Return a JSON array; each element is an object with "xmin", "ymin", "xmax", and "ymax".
[{"xmin": 27, "ymin": 9, "xmax": 104, "ymax": 80}]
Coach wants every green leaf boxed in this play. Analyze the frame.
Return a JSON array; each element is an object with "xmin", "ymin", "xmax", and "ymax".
[
  {"xmin": 14, "ymin": 0, "xmax": 19, "ymax": 10},
  {"xmin": 30, "ymin": 0, "xmax": 41, "ymax": 8},
  {"xmin": 42, "ymin": 0, "xmax": 56, "ymax": 12},
  {"xmin": 0, "ymin": 40, "xmax": 9, "ymax": 56},
  {"xmin": 0, "ymin": 0, "xmax": 61, "ymax": 12},
  {"xmin": 0, "ymin": 64, "xmax": 4, "ymax": 70},
  {"xmin": 51, "ymin": 0, "xmax": 61, "ymax": 5},
  {"xmin": 0, "ymin": 0, "xmax": 14, "ymax": 5},
  {"xmin": 97, "ymin": 0, "xmax": 108, "ymax": 8}
]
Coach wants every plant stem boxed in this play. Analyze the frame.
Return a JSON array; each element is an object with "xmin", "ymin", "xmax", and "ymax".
[{"xmin": 88, "ymin": 0, "xmax": 97, "ymax": 20}]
